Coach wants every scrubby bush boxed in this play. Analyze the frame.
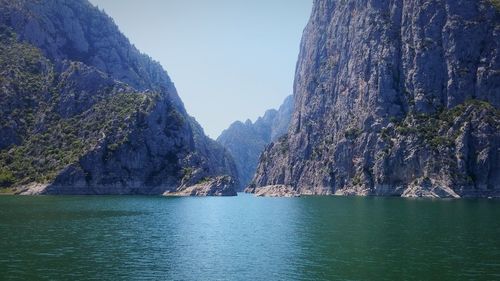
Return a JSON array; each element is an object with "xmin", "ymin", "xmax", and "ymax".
[{"xmin": 0, "ymin": 170, "xmax": 15, "ymax": 187}]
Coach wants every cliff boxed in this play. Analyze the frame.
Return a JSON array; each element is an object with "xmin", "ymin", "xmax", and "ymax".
[
  {"xmin": 248, "ymin": 0, "xmax": 500, "ymax": 198},
  {"xmin": 217, "ymin": 96, "xmax": 293, "ymax": 190},
  {"xmin": 0, "ymin": 0, "xmax": 238, "ymax": 195}
]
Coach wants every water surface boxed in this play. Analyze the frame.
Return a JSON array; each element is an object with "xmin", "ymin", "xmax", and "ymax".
[{"xmin": 0, "ymin": 194, "xmax": 499, "ymax": 280}]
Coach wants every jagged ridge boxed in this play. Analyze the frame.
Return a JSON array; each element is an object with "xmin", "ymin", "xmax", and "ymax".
[{"xmin": 217, "ymin": 95, "xmax": 293, "ymax": 190}]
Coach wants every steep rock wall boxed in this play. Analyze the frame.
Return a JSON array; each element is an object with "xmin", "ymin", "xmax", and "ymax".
[{"xmin": 249, "ymin": 0, "xmax": 500, "ymax": 198}]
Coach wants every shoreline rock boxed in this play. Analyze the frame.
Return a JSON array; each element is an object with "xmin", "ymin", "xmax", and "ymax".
[
  {"xmin": 246, "ymin": 185, "xmax": 300, "ymax": 197},
  {"xmin": 246, "ymin": 180, "xmax": 500, "ymax": 198},
  {"xmin": 18, "ymin": 183, "xmax": 50, "ymax": 195},
  {"xmin": 164, "ymin": 176, "xmax": 237, "ymax": 197}
]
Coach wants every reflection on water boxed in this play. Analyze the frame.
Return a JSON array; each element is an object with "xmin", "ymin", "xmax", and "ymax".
[{"xmin": 0, "ymin": 194, "xmax": 499, "ymax": 280}]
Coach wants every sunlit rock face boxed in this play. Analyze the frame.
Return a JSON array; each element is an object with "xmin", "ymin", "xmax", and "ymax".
[
  {"xmin": 0, "ymin": 0, "xmax": 238, "ymax": 195},
  {"xmin": 249, "ymin": 0, "xmax": 500, "ymax": 198}
]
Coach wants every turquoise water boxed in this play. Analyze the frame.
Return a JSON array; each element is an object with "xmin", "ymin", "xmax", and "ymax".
[{"xmin": 0, "ymin": 194, "xmax": 499, "ymax": 280}]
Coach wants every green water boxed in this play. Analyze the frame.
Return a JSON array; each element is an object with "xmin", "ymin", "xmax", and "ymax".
[{"xmin": 0, "ymin": 194, "xmax": 499, "ymax": 280}]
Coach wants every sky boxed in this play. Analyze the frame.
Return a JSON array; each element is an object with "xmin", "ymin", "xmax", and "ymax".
[{"xmin": 88, "ymin": 0, "xmax": 312, "ymax": 138}]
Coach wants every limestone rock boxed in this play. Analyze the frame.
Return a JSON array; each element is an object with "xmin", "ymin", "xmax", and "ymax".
[
  {"xmin": 0, "ymin": 0, "xmax": 238, "ymax": 195},
  {"xmin": 246, "ymin": 185, "xmax": 300, "ymax": 197},
  {"xmin": 164, "ymin": 176, "xmax": 237, "ymax": 197},
  {"xmin": 250, "ymin": 0, "xmax": 500, "ymax": 198}
]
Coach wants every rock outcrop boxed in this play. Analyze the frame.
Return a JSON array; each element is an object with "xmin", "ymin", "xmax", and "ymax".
[
  {"xmin": 217, "ymin": 95, "xmax": 293, "ymax": 190},
  {"xmin": 249, "ymin": 0, "xmax": 500, "ymax": 198},
  {"xmin": 164, "ymin": 176, "xmax": 237, "ymax": 196},
  {"xmin": 0, "ymin": 0, "xmax": 238, "ymax": 195},
  {"xmin": 252, "ymin": 185, "xmax": 300, "ymax": 197}
]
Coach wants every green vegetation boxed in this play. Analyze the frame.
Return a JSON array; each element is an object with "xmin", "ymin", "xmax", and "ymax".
[
  {"xmin": 0, "ymin": 92, "xmax": 157, "ymax": 185},
  {"xmin": 197, "ymin": 177, "xmax": 212, "ymax": 185},
  {"xmin": 0, "ymin": 187, "xmax": 15, "ymax": 194},
  {"xmin": 490, "ymin": 0, "xmax": 500, "ymax": 10},
  {"xmin": 274, "ymin": 135, "xmax": 289, "ymax": 154},
  {"xmin": 181, "ymin": 167, "xmax": 195, "ymax": 182},
  {"xmin": 344, "ymin": 127, "xmax": 362, "ymax": 140},
  {"xmin": 0, "ymin": 27, "xmax": 160, "ymax": 187},
  {"xmin": 384, "ymin": 99, "xmax": 499, "ymax": 150},
  {"xmin": 352, "ymin": 174, "xmax": 362, "ymax": 186},
  {"xmin": 167, "ymin": 108, "xmax": 185, "ymax": 127},
  {"xmin": 0, "ymin": 25, "xmax": 55, "ymax": 136},
  {"xmin": 0, "ymin": 170, "xmax": 15, "ymax": 187}
]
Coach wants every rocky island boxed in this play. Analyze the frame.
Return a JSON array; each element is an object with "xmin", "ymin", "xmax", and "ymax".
[
  {"xmin": 247, "ymin": 0, "xmax": 500, "ymax": 198},
  {"xmin": 0, "ymin": 0, "xmax": 238, "ymax": 195}
]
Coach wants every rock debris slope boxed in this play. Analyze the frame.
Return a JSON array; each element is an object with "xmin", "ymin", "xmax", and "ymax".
[{"xmin": 248, "ymin": 0, "xmax": 500, "ymax": 198}]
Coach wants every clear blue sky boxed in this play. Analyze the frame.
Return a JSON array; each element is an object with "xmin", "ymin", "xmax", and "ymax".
[{"xmin": 88, "ymin": 0, "xmax": 312, "ymax": 138}]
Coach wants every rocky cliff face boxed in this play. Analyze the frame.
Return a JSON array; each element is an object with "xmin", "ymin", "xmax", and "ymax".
[
  {"xmin": 217, "ymin": 96, "xmax": 293, "ymax": 190},
  {"xmin": 248, "ymin": 0, "xmax": 500, "ymax": 198},
  {"xmin": 0, "ymin": 0, "xmax": 238, "ymax": 195}
]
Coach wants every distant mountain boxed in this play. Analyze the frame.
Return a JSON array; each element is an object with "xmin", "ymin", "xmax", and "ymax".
[
  {"xmin": 248, "ymin": 0, "xmax": 500, "ymax": 198},
  {"xmin": 0, "ymin": 0, "xmax": 238, "ymax": 195},
  {"xmin": 217, "ymin": 96, "xmax": 293, "ymax": 190}
]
